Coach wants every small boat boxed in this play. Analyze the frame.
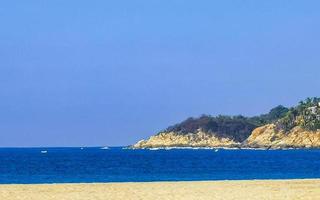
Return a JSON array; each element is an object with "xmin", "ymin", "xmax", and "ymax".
[
  {"xmin": 214, "ymin": 149, "xmax": 219, "ymax": 152},
  {"xmin": 100, "ymin": 147, "xmax": 109, "ymax": 150},
  {"xmin": 41, "ymin": 150, "xmax": 47, "ymax": 154},
  {"xmin": 149, "ymin": 148, "xmax": 160, "ymax": 151}
]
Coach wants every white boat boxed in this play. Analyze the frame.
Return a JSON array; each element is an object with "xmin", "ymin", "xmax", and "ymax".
[
  {"xmin": 100, "ymin": 147, "xmax": 109, "ymax": 150},
  {"xmin": 41, "ymin": 150, "xmax": 47, "ymax": 154},
  {"xmin": 149, "ymin": 148, "xmax": 160, "ymax": 151}
]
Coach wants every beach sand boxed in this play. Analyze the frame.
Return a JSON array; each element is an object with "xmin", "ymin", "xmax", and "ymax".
[{"xmin": 0, "ymin": 179, "xmax": 319, "ymax": 200}]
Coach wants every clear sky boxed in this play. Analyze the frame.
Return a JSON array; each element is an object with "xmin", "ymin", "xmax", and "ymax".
[{"xmin": 1, "ymin": 1, "xmax": 320, "ymax": 147}]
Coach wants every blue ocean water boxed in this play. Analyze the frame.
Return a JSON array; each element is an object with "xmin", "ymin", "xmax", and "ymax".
[{"xmin": 0, "ymin": 147, "xmax": 319, "ymax": 184}]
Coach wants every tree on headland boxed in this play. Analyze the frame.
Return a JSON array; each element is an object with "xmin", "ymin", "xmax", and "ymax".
[{"xmin": 277, "ymin": 97, "xmax": 320, "ymax": 131}]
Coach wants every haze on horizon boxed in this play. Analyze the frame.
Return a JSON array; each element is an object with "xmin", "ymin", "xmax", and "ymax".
[{"xmin": 1, "ymin": 1, "xmax": 320, "ymax": 147}]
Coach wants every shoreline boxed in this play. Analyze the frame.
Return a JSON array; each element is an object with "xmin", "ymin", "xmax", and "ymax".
[
  {"xmin": 1, "ymin": 178, "xmax": 320, "ymax": 185},
  {"xmin": 128, "ymin": 146, "xmax": 320, "ymax": 150},
  {"xmin": 1, "ymin": 179, "xmax": 320, "ymax": 200}
]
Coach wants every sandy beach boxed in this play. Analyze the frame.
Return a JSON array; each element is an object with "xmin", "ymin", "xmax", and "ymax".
[{"xmin": 0, "ymin": 179, "xmax": 319, "ymax": 200}]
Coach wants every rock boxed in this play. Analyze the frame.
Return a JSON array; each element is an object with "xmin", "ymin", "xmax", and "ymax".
[
  {"xmin": 132, "ymin": 125, "xmax": 320, "ymax": 149},
  {"xmin": 131, "ymin": 131, "xmax": 240, "ymax": 149},
  {"xmin": 244, "ymin": 124, "xmax": 320, "ymax": 149}
]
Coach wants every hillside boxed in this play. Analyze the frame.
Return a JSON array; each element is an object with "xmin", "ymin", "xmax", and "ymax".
[
  {"xmin": 132, "ymin": 97, "xmax": 320, "ymax": 149},
  {"xmin": 244, "ymin": 97, "xmax": 320, "ymax": 148},
  {"xmin": 243, "ymin": 124, "xmax": 320, "ymax": 149}
]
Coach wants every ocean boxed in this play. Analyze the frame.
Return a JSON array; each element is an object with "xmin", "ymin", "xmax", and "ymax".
[{"xmin": 0, "ymin": 147, "xmax": 319, "ymax": 184}]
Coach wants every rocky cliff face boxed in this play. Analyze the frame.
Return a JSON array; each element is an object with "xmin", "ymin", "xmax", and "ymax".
[
  {"xmin": 132, "ymin": 131, "xmax": 240, "ymax": 149},
  {"xmin": 244, "ymin": 124, "xmax": 320, "ymax": 149}
]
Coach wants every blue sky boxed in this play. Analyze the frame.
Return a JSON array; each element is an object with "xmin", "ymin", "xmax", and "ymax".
[{"xmin": 1, "ymin": 1, "xmax": 320, "ymax": 147}]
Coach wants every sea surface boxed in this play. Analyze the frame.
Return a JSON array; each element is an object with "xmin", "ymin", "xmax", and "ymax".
[{"xmin": 0, "ymin": 147, "xmax": 320, "ymax": 184}]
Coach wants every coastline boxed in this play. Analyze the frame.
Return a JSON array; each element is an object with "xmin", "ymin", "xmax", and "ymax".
[
  {"xmin": 128, "ymin": 146, "xmax": 320, "ymax": 150},
  {"xmin": 1, "ymin": 179, "xmax": 320, "ymax": 200}
]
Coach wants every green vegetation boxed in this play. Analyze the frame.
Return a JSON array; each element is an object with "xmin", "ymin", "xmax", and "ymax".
[
  {"xmin": 276, "ymin": 97, "xmax": 320, "ymax": 131},
  {"xmin": 250, "ymin": 105, "xmax": 289, "ymax": 126},
  {"xmin": 164, "ymin": 105, "xmax": 290, "ymax": 142},
  {"xmin": 162, "ymin": 97, "xmax": 320, "ymax": 142},
  {"xmin": 165, "ymin": 115, "xmax": 257, "ymax": 142}
]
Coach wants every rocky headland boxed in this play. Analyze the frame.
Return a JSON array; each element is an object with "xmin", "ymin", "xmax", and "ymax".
[{"xmin": 132, "ymin": 98, "xmax": 320, "ymax": 149}]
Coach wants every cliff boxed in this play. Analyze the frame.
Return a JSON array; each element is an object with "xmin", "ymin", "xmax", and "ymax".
[
  {"xmin": 244, "ymin": 124, "xmax": 320, "ymax": 149},
  {"xmin": 132, "ymin": 131, "xmax": 240, "ymax": 149}
]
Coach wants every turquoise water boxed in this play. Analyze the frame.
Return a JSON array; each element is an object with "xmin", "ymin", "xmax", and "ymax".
[{"xmin": 0, "ymin": 147, "xmax": 320, "ymax": 184}]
